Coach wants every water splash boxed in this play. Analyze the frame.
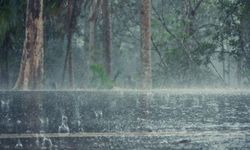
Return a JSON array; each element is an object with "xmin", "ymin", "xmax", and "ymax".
[
  {"xmin": 41, "ymin": 136, "xmax": 53, "ymax": 150},
  {"xmin": 94, "ymin": 110, "xmax": 103, "ymax": 119},
  {"xmin": 1, "ymin": 99, "xmax": 10, "ymax": 113},
  {"xmin": 40, "ymin": 117, "xmax": 49, "ymax": 133},
  {"xmin": 35, "ymin": 135, "xmax": 40, "ymax": 148},
  {"xmin": 16, "ymin": 120, "xmax": 22, "ymax": 133},
  {"xmin": 58, "ymin": 115, "xmax": 70, "ymax": 133},
  {"xmin": 57, "ymin": 115, "xmax": 71, "ymax": 149},
  {"xmin": 14, "ymin": 139, "xmax": 23, "ymax": 149},
  {"xmin": 77, "ymin": 120, "xmax": 84, "ymax": 132}
]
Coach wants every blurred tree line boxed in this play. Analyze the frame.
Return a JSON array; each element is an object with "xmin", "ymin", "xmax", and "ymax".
[{"xmin": 0, "ymin": 0, "xmax": 249, "ymax": 89}]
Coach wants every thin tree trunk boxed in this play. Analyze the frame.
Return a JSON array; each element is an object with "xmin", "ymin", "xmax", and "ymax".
[
  {"xmin": 0, "ymin": 34, "xmax": 10, "ymax": 89},
  {"xmin": 89, "ymin": 21, "xmax": 96, "ymax": 63},
  {"xmin": 221, "ymin": 35, "xmax": 226, "ymax": 82},
  {"xmin": 228, "ymin": 54, "xmax": 231, "ymax": 86},
  {"xmin": 222, "ymin": 58, "xmax": 226, "ymax": 80},
  {"xmin": 140, "ymin": 0, "xmax": 152, "ymax": 89},
  {"xmin": 102, "ymin": 0, "xmax": 112, "ymax": 77},
  {"xmin": 182, "ymin": 0, "xmax": 204, "ymax": 85},
  {"xmin": 14, "ymin": 0, "xmax": 44, "ymax": 90},
  {"xmin": 237, "ymin": 60, "xmax": 242, "ymax": 87},
  {"xmin": 237, "ymin": 24, "xmax": 245, "ymax": 87},
  {"xmin": 62, "ymin": 0, "xmax": 74, "ymax": 88},
  {"xmin": 88, "ymin": 0, "xmax": 98, "ymax": 64}
]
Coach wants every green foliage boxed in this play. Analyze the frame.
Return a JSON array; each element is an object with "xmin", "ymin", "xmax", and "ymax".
[
  {"xmin": 90, "ymin": 64, "xmax": 113, "ymax": 89},
  {"xmin": 1, "ymin": 0, "xmax": 250, "ymax": 88}
]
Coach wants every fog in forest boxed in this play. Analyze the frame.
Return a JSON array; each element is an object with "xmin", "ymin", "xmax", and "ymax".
[{"xmin": 0, "ymin": 0, "xmax": 250, "ymax": 90}]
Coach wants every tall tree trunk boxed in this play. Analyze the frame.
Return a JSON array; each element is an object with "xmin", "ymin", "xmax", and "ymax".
[
  {"xmin": 140, "ymin": 0, "xmax": 152, "ymax": 89},
  {"xmin": 0, "ymin": 34, "xmax": 10, "ymax": 89},
  {"xmin": 221, "ymin": 35, "xmax": 226, "ymax": 82},
  {"xmin": 88, "ymin": 0, "xmax": 100, "ymax": 65},
  {"xmin": 182, "ymin": 0, "xmax": 204, "ymax": 85},
  {"xmin": 89, "ymin": 21, "xmax": 96, "ymax": 63},
  {"xmin": 14, "ymin": 0, "xmax": 44, "ymax": 90},
  {"xmin": 228, "ymin": 54, "xmax": 231, "ymax": 86},
  {"xmin": 237, "ymin": 60, "xmax": 242, "ymax": 87},
  {"xmin": 62, "ymin": 0, "xmax": 74, "ymax": 88},
  {"xmin": 102, "ymin": 0, "xmax": 112, "ymax": 77},
  {"xmin": 183, "ymin": 0, "xmax": 195, "ymax": 84},
  {"xmin": 240, "ymin": 1, "xmax": 250, "ymax": 85}
]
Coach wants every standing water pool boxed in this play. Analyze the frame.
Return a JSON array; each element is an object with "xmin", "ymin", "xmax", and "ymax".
[{"xmin": 0, "ymin": 89, "xmax": 250, "ymax": 149}]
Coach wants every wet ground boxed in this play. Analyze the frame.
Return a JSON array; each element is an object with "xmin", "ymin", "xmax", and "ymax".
[{"xmin": 0, "ymin": 89, "xmax": 250, "ymax": 149}]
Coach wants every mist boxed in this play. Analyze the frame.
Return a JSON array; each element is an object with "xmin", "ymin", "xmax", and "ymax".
[{"xmin": 0, "ymin": 0, "xmax": 249, "ymax": 90}]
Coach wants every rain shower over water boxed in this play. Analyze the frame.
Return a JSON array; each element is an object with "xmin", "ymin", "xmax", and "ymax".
[{"xmin": 0, "ymin": 89, "xmax": 250, "ymax": 149}]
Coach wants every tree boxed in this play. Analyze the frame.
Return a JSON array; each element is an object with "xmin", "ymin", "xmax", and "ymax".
[
  {"xmin": 88, "ymin": 0, "xmax": 101, "ymax": 65},
  {"xmin": 62, "ymin": 0, "xmax": 83, "ymax": 88},
  {"xmin": 62, "ymin": 0, "xmax": 74, "ymax": 88},
  {"xmin": 0, "ymin": 33, "xmax": 10, "ymax": 89},
  {"xmin": 14, "ymin": 0, "xmax": 44, "ymax": 90},
  {"xmin": 102, "ymin": 0, "xmax": 112, "ymax": 77},
  {"xmin": 140, "ymin": 0, "xmax": 152, "ymax": 89}
]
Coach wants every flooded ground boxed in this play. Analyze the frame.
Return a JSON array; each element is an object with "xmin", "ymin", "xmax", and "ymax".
[{"xmin": 0, "ymin": 89, "xmax": 250, "ymax": 149}]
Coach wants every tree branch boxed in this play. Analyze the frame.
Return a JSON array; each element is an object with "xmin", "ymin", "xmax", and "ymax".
[
  {"xmin": 209, "ymin": 60, "xmax": 226, "ymax": 84},
  {"xmin": 192, "ymin": 0, "xmax": 204, "ymax": 15},
  {"xmin": 151, "ymin": 36, "xmax": 168, "ymax": 69}
]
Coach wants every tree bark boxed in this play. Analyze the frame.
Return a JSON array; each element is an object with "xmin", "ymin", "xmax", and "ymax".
[
  {"xmin": 140, "ymin": 0, "xmax": 152, "ymax": 89},
  {"xmin": 102, "ymin": 0, "xmax": 112, "ymax": 77},
  {"xmin": 14, "ymin": 0, "xmax": 44, "ymax": 90}
]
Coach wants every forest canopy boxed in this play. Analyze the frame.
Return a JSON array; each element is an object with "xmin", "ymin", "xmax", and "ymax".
[{"xmin": 0, "ymin": 0, "xmax": 249, "ymax": 89}]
